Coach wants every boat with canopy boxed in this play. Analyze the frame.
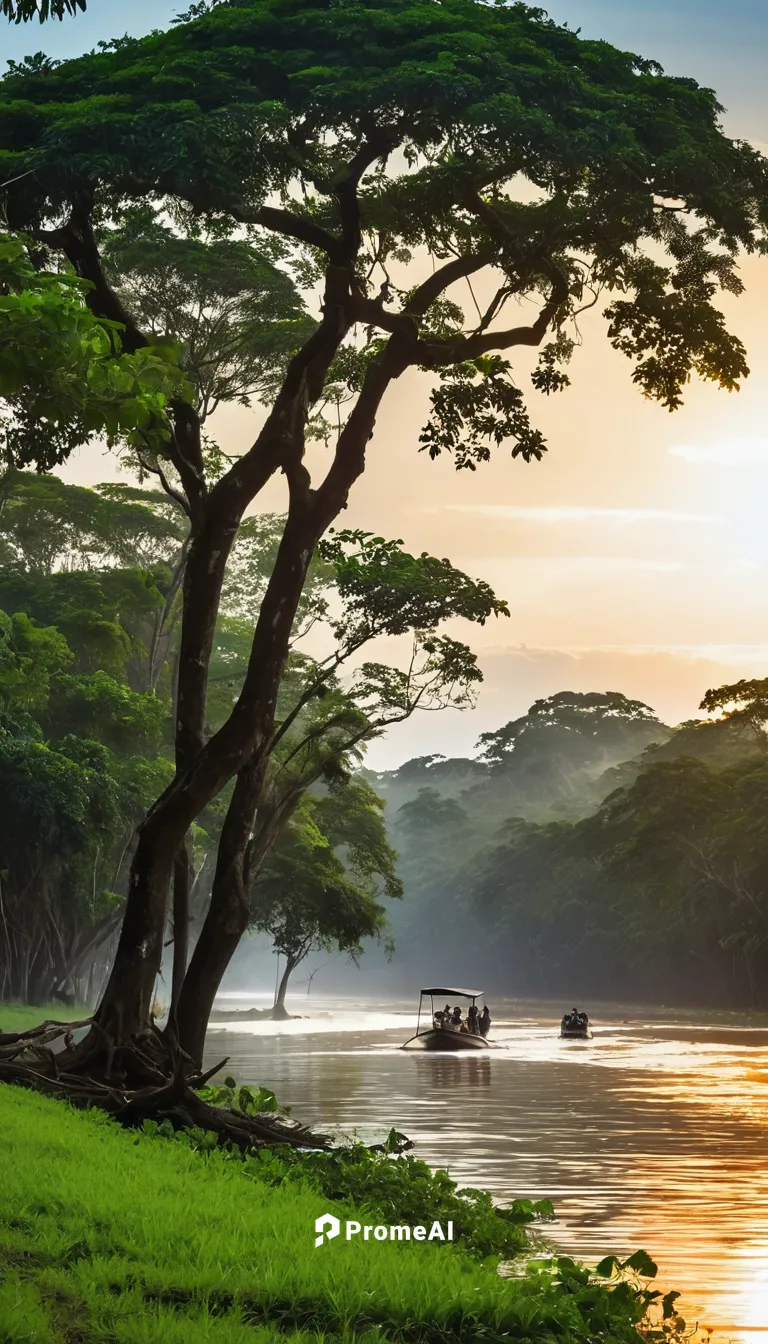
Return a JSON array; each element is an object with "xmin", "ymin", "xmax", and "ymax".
[{"xmin": 401, "ymin": 987, "xmax": 491, "ymax": 1051}]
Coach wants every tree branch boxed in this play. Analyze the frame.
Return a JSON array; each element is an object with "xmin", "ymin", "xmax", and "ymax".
[
  {"xmin": 414, "ymin": 273, "xmax": 569, "ymax": 366},
  {"xmin": 406, "ymin": 251, "xmax": 495, "ymax": 318},
  {"xmin": 229, "ymin": 204, "xmax": 340, "ymax": 257},
  {"xmin": 37, "ymin": 196, "xmax": 148, "ymax": 354}
]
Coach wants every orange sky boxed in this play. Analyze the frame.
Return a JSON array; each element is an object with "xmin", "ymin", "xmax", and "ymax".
[{"xmin": 36, "ymin": 0, "xmax": 768, "ymax": 766}]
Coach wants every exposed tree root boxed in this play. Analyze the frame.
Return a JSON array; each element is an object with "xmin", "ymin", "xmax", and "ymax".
[{"xmin": 0, "ymin": 1018, "xmax": 333, "ymax": 1151}]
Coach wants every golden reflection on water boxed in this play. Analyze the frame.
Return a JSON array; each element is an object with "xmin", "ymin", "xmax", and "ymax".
[{"xmin": 206, "ymin": 998, "xmax": 768, "ymax": 1341}]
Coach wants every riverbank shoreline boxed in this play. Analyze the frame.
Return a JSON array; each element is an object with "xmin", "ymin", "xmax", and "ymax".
[{"xmin": 0, "ymin": 1081, "xmax": 674, "ymax": 1344}]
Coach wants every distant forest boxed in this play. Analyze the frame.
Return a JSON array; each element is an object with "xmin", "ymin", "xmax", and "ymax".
[{"xmin": 365, "ymin": 690, "xmax": 768, "ymax": 1008}]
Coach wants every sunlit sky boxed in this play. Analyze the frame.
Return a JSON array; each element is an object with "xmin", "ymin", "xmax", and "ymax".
[{"xmin": 5, "ymin": 1, "xmax": 768, "ymax": 766}]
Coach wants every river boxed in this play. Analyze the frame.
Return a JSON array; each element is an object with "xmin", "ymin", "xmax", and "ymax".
[{"xmin": 204, "ymin": 994, "xmax": 768, "ymax": 1340}]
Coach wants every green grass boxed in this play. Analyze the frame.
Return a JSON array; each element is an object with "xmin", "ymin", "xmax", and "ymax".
[
  {"xmin": 0, "ymin": 1084, "xmax": 674, "ymax": 1344},
  {"xmin": 0, "ymin": 1002, "xmax": 89, "ymax": 1034}
]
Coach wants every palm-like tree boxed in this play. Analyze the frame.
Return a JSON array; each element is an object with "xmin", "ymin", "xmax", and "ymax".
[{"xmin": 2, "ymin": 0, "xmax": 85, "ymax": 20}]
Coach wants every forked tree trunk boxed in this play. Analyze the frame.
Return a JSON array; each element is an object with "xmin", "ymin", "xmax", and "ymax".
[
  {"xmin": 174, "ymin": 352, "xmax": 406, "ymax": 1063},
  {"xmin": 90, "ymin": 316, "xmax": 404, "ymax": 1066},
  {"xmin": 93, "ymin": 508, "xmax": 318, "ymax": 1050}
]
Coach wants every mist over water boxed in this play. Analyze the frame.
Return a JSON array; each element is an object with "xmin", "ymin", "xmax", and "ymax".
[{"xmin": 205, "ymin": 995, "xmax": 768, "ymax": 1342}]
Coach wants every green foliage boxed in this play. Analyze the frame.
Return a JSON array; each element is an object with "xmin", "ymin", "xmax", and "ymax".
[
  {"xmin": 466, "ymin": 738, "xmax": 768, "ymax": 1005},
  {"xmin": 246, "ymin": 1141, "xmax": 554, "ymax": 1263},
  {"xmin": 0, "ymin": 606, "xmax": 71, "ymax": 730},
  {"xmin": 0, "ymin": 236, "xmax": 192, "ymax": 470},
  {"xmin": 366, "ymin": 685, "xmax": 768, "ymax": 1003},
  {"xmin": 0, "ymin": 470, "xmax": 184, "ymax": 574},
  {"xmin": 197, "ymin": 1081, "xmax": 288, "ymax": 1118},
  {"xmin": 700, "ymin": 677, "xmax": 768, "ymax": 748},
  {"xmin": 2, "ymin": 0, "xmax": 85, "ymax": 19},
  {"xmin": 99, "ymin": 205, "xmax": 315, "ymax": 422},
  {"xmin": 0, "ymin": 570, "xmax": 174, "ymax": 1003},
  {"xmin": 1, "ymin": 0, "xmax": 765, "ymax": 467},
  {"xmin": 322, "ymin": 530, "xmax": 509, "ymax": 644},
  {"xmin": 477, "ymin": 691, "xmax": 667, "ymax": 768},
  {"xmin": 45, "ymin": 669, "xmax": 168, "ymax": 754},
  {"xmin": 419, "ymin": 357, "xmax": 548, "ymax": 470},
  {"xmin": 0, "ymin": 1084, "xmax": 684, "ymax": 1344},
  {"xmin": 252, "ymin": 782, "xmax": 399, "ymax": 989}
]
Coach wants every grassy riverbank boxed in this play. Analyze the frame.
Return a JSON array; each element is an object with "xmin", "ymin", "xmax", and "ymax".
[
  {"xmin": 0, "ymin": 1083, "xmax": 679, "ymax": 1344},
  {"xmin": 0, "ymin": 1002, "xmax": 89, "ymax": 1034}
]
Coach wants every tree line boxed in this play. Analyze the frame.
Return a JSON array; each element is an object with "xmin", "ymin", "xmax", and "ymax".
[{"xmin": 373, "ymin": 689, "xmax": 768, "ymax": 1007}]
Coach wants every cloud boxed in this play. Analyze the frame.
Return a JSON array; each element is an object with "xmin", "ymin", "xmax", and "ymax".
[
  {"xmin": 445, "ymin": 504, "xmax": 726, "ymax": 524},
  {"xmin": 669, "ymin": 438, "xmax": 768, "ymax": 465},
  {"xmin": 363, "ymin": 643, "xmax": 768, "ymax": 769}
]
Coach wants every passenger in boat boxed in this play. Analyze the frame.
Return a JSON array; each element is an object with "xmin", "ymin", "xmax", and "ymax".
[
  {"xmin": 467, "ymin": 1003, "xmax": 479, "ymax": 1034},
  {"xmin": 479, "ymin": 1005, "xmax": 491, "ymax": 1037},
  {"xmin": 451, "ymin": 1006, "xmax": 463, "ymax": 1030},
  {"xmin": 442, "ymin": 1003, "xmax": 453, "ymax": 1029},
  {"xmin": 433, "ymin": 1010, "xmax": 444, "ymax": 1029}
]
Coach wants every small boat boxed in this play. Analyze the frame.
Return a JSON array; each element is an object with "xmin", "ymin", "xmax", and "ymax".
[
  {"xmin": 560, "ymin": 1010, "xmax": 592, "ymax": 1040},
  {"xmin": 401, "ymin": 987, "xmax": 490, "ymax": 1051}
]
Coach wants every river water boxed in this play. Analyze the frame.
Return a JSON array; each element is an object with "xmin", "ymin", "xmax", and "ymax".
[{"xmin": 204, "ymin": 995, "xmax": 768, "ymax": 1340}]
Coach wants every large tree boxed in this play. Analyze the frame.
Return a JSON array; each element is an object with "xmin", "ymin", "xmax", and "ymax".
[{"xmin": 1, "ymin": 0, "xmax": 767, "ymax": 1084}]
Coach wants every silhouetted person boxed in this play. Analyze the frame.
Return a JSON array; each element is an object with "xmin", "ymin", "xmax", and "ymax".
[
  {"xmin": 467, "ymin": 1004, "xmax": 479, "ymax": 1034},
  {"xmin": 479, "ymin": 1005, "xmax": 491, "ymax": 1037},
  {"xmin": 451, "ymin": 1006, "xmax": 463, "ymax": 1029}
]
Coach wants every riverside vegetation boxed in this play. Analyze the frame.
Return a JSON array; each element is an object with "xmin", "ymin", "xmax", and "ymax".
[
  {"xmin": 368, "ymin": 688, "xmax": 768, "ymax": 1005},
  {"xmin": 0, "ymin": 1082, "xmax": 685, "ymax": 1344}
]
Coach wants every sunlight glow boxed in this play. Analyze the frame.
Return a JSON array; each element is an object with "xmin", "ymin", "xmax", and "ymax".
[
  {"xmin": 669, "ymin": 439, "xmax": 768, "ymax": 465},
  {"xmin": 445, "ymin": 505, "xmax": 727, "ymax": 524}
]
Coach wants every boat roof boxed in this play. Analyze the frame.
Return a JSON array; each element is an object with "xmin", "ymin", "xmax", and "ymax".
[{"xmin": 420, "ymin": 987, "xmax": 483, "ymax": 998}]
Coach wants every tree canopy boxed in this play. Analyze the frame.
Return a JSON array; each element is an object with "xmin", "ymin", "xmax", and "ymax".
[
  {"xmin": 2, "ymin": 0, "xmax": 766, "ymax": 435},
  {"xmin": 251, "ymin": 777, "xmax": 400, "ymax": 1010}
]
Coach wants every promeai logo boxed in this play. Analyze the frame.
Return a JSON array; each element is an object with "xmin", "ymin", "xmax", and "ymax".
[
  {"xmin": 315, "ymin": 1213, "xmax": 341, "ymax": 1247},
  {"xmin": 314, "ymin": 1213, "xmax": 453, "ymax": 1247}
]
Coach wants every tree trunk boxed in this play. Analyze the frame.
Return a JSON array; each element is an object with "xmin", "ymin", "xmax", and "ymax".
[
  {"xmin": 172, "ymin": 357, "xmax": 408, "ymax": 1062},
  {"xmin": 93, "ymin": 807, "xmax": 184, "ymax": 1042},
  {"xmin": 176, "ymin": 762, "xmax": 266, "ymax": 1064},
  {"xmin": 89, "ymin": 294, "xmax": 403, "ymax": 1068},
  {"xmin": 273, "ymin": 954, "xmax": 300, "ymax": 1017},
  {"xmin": 94, "ymin": 507, "xmax": 317, "ymax": 1051},
  {"xmin": 170, "ymin": 845, "xmax": 192, "ymax": 1021}
]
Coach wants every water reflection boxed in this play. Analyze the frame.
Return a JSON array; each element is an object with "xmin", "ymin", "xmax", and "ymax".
[
  {"xmin": 412, "ymin": 1056, "xmax": 492, "ymax": 1089},
  {"xmin": 205, "ymin": 997, "xmax": 768, "ymax": 1341}
]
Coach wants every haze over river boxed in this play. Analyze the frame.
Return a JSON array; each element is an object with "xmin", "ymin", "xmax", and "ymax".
[{"xmin": 204, "ymin": 996, "xmax": 768, "ymax": 1340}]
